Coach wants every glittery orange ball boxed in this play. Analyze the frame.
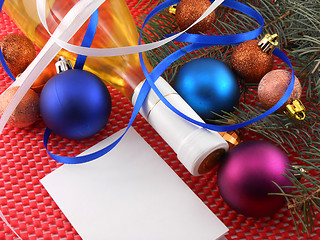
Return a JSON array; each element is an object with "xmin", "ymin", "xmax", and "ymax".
[
  {"xmin": 0, "ymin": 86, "xmax": 40, "ymax": 128},
  {"xmin": 176, "ymin": 0, "xmax": 216, "ymax": 33},
  {"xmin": 231, "ymin": 40, "xmax": 274, "ymax": 83},
  {"xmin": 258, "ymin": 69, "xmax": 302, "ymax": 111},
  {"xmin": 0, "ymin": 34, "xmax": 37, "ymax": 77}
]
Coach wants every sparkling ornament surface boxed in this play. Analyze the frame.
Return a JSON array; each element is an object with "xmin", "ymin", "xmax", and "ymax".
[
  {"xmin": 40, "ymin": 69, "xmax": 112, "ymax": 140},
  {"xmin": 176, "ymin": 0, "xmax": 216, "ymax": 33},
  {"xmin": 0, "ymin": 34, "xmax": 36, "ymax": 77},
  {"xmin": 173, "ymin": 58, "xmax": 240, "ymax": 121},
  {"xmin": 218, "ymin": 141, "xmax": 292, "ymax": 217},
  {"xmin": 231, "ymin": 40, "xmax": 274, "ymax": 83},
  {"xmin": 0, "ymin": 86, "xmax": 40, "ymax": 128},
  {"xmin": 258, "ymin": 69, "xmax": 302, "ymax": 111}
]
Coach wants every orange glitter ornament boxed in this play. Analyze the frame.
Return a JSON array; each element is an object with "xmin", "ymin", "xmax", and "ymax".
[
  {"xmin": 175, "ymin": 0, "xmax": 216, "ymax": 33},
  {"xmin": 231, "ymin": 34, "xmax": 279, "ymax": 83},
  {"xmin": 0, "ymin": 34, "xmax": 36, "ymax": 77},
  {"xmin": 0, "ymin": 86, "xmax": 40, "ymax": 128}
]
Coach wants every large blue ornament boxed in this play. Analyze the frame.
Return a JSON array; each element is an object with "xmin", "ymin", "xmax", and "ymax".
[
  {"xmin": 40, "ymin": 69, "xmax": 112, "ymax": 140},
  {"xmin": 173, "ymin": 58, "xmax": 240, "ymax": 121}
]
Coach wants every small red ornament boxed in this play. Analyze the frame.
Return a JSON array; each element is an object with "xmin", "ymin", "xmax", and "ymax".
[
  {"xmin": 175, "ymin": 0, "xmax": 216, "ymax": 33},
  {"xmin": 258, "ymin": 69, "xmax": 302, "ymax": 111},
  {"xmin": 0, "ymin": 34, "xmax": 36, "ymax": 77},
  {"xmin": 231, "ymin": 34, "xmax": 278, "ymax": 83},
  {"xmin": 0, "ymin": 86, "xmax": 40, "ymax": 128}
]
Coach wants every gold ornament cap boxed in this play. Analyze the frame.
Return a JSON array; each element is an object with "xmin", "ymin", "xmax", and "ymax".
[
  {"xmin": 285, "ymin": 99, "xmax": 306, "ymax": 121},
  {"xmin": 169, "ymin": 4, "xmax": 177, "ymax": 15},
  {"xmin": 292, "ymin": 165, "xmax": 308, "ymax": 181},
  {"xmin": 258, "ymin": 33, "xmax": 279, "ymax": 55}
]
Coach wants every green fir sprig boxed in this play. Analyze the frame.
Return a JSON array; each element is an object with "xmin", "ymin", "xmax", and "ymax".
[{"xmin": 135, "ymin": 0, "xmax": 320, "ymax": 235}]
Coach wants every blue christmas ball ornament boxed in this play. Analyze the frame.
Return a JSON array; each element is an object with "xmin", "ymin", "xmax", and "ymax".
[
  {"xmin": 173, "ymin": 58, "xmax": 240, "ymax": 121},
  {"xmin": 40, "ymin": 69, "xmax": 112, "ymax": 140}
]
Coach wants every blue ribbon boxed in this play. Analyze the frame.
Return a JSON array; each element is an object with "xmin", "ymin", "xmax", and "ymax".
[
  {"xmin": 139, "ymin": 48, "xmax": 294, "ymax": 132},
  {"xmin": 0, "ymin": 0, "xmax": 294, "ymax": 164},
  {"xmin": 138, "ymin": 0, "xmax": 295, "ymax": 132},
  {"xmin": 0, "ymin": 47, "xmax": 15, "ymax": 81},
  {"xmin": 165, "ymin": 0, "xmax": 264, "ymax": 44},
  {"xmin": 74, "ymin": 9, "xmax": 99, "ymax": 69}
]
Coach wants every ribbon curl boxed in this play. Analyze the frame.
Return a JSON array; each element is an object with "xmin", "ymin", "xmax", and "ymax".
[
  {"xmin": 0, "ymin": 0, "xmax": 223, "ymax": 134},
  {"xmin": 138, "ymin": 0, "xmax": 295, "ymax": 132},
  {"xmin": 42, "ymin": 0, "xmax": 286, "ymax": 164},
  {"xmin": 0, "ymin": 0, "xmax": 295, "ymax": 162}
]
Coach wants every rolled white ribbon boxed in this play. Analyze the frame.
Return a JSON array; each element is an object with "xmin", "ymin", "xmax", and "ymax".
[{"xmin": 0, "ymin": 0, "xmax": 224, "ymax": 134}]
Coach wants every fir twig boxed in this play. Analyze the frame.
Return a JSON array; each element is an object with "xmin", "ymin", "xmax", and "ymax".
[{"xmin": 264, "ymin": 10, "xmax": 293, "ymax": 29}]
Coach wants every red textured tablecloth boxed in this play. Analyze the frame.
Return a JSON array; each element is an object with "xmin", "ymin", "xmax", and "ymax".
[{"xmin": 0, "ymin": 1, "xmax": 319, "ymax": 239}]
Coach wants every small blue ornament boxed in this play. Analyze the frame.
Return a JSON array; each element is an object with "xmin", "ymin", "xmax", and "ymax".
[
  {"xmin": 173, "ymin": 58, "xmax": 240, "ymax": 121},
  {"xmin": 40, "ymin": 69, "xmax": 112, "ymax": 140}
]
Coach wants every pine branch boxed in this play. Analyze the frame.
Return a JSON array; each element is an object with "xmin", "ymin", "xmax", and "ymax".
[
  {"xmin": 312, "ymin": 59, "xmax": 320, "ymax": 74},
  {"xmin": 289, "ymin": 185, "xmax": 320, "ymax": 212},
  {"xmin": 264, "ymin": 10, "xmax": 293, "ymax": 29}
]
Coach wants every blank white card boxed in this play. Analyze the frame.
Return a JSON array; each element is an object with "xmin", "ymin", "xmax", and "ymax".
[{"xmin": 41, "ymin": 127, "xmax": 228, "ymax": 240}]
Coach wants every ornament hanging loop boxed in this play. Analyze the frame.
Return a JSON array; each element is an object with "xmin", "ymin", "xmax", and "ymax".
[
  {"xmin": 285, "ymin": 99, "xmax": 306, "ymax": 121},
  {"xmin": 56, "ymin": 56, "xmax": 73, "ymax": 74},
  {"xmin": 258, "ymin": 33, "xmax": 279, "ymax": 55}
]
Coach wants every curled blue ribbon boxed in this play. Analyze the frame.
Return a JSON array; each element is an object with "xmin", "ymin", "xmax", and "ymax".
[
  {"xmin": 0, "ymin": 0, "xmax": 295, "ymax": 164},
  {"xmin": 138, "ymin": 0, "xmax": 295, "ymax": 132}
]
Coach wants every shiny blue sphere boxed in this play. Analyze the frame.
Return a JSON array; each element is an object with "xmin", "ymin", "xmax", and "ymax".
[
  {"xmin": 40, "ymin": 69, "xmax": 112, "ymax": 140},
  {"xmin": 173, "ymin": 58, "xmax": 240, "ymax": 121}
]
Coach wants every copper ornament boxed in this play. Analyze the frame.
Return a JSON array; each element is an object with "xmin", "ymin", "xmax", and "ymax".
[
  {"xmin": 175, "ymin": 0, "xmax": 216, "ymax": 33},
  {"xmin": 0, "ymin": 34, "xmax": 36, "ymax": 77},
  {"xmin": 0, "ymin": 86, "xmax": 40, "ymax": 128},
  {"xmin": 231, "ymin": 40, "xmax": 274, "ymax": 83}
]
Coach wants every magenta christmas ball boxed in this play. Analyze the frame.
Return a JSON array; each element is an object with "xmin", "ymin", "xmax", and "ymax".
[{"xmin": 217, "ymin": 141, "xmax": 292, "ymax": 217}]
